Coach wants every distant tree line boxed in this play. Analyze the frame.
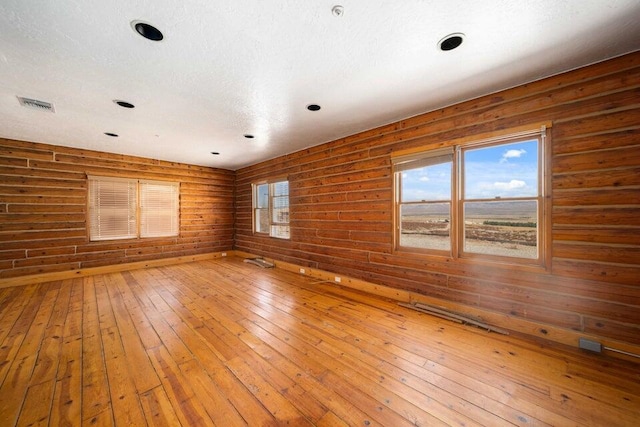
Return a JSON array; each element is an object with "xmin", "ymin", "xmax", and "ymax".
[{"xmin": 482, "ymin": 221, "xmax": 536, "ymax": 228}]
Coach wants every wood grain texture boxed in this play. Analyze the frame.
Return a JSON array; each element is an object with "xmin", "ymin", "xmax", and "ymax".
[
  {"xmin": 0, "ymin": 53, "xmax": 638, "ymax": 356},
  {"xmin": 0, "ymin": 258, "xmax": 638, "ymax": 426},
  {"xmin": 0, "ymin": 139, "xmax": 234, "ymax": 279},
  {"xmin": 235, "ymin": 52, "xmax": 640, "ymax": 348}
]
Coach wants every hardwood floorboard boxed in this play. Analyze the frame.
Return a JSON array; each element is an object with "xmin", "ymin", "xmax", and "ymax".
[
  {"xmin": 0, "ymin": 257, "xmax": 639, "ymax": 426},
  {"xmin": 51, "ymin": 333, "xmax": 82, "ymax": 426},
  {"xmin": 139, "ymin": 385, "xmax": 180, "ymax": 427},
  {"xmin": 211, "ymin": 264, "xmax": 541, "ymax": 425}
]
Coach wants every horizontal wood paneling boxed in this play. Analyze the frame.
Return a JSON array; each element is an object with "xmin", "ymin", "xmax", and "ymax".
[
  {"xmin": 0, "ymin": 138, "xmax": 234, "ymax": 279},
  {"xmin": 235, "ymin": 52, "xmax": 640, "ymax": 348},
  {"xmin": 2, "ymin": 53, "xmax": 638, "ymax": 352}
]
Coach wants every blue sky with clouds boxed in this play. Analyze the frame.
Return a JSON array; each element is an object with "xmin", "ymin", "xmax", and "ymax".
[{"xmin": 401, "ymin": 139, "xmax": 538, "ymax": 201}]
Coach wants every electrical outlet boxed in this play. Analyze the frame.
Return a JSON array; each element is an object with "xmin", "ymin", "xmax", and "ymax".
[
  {"xmin": 299, "ymin": 268, "xmax": 305, "ymax": 274},
  {"xmin": 579, "ymin": 338, "xmax": 602, "ymax": 353},
  {"xmin": 334, "ymin": 276, "xmax": 341, "ymax": 283},
  {"xmin": 221, "ymin": 252, "xmax": 227, "ymax": 257}
]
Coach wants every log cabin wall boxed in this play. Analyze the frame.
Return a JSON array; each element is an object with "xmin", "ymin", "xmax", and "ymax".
[
  {"xmin": 0, "ymin": 139, "xmax": 235, "ymax": 279},
  {"xmin": 235, "ymin": 52, "xmax": 640, "ymax": 348}
]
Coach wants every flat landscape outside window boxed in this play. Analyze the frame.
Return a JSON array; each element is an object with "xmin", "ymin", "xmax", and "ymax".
[
  {"xmin": 461, "ymin": 139, "xmax": 540, "ymax": 260},
  {"xmin": 393, "ymin": 127, "xmax": 546, "ymax": 266},
  {"xmin": 396, "ymin": 149, "xmax": 453, "ymax": 253}
]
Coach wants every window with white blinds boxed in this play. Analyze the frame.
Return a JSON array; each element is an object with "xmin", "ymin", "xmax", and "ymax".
[
  {"xmin": 88, "ymin": 176, "xmax": 179, "ymax": 241},
  {"xmin": 140, "ymin": 180, "xmax": 179, "ymax": 238},
  {"xmin": 88, "ymin": 177, "xmax": 138, "ymax": 241}
]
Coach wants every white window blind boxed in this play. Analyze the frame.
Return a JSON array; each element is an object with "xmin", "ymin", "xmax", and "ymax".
[
  {"xmin": 392, "ymin": 148, "xmax": 453, "ymax": 172},
  {"xmin": 88, "ymin": 176, "xmax": 179, "ymax": 241},
  {"xmin": 140, "ymin": 180, "xmax": 179, "ymax": 238},
  {"xmin": 88, "ymin": 176, "xmax": 138, "ymax": 241}
]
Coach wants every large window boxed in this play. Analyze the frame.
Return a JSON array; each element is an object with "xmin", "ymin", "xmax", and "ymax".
[
  {"xmin": 394, "ymin": 127, "xmax": 547, "ymax": 266},
  {"xmin": 88, "ymin": 176, "xmax": 179, "ymax": 241},
  {"xmin": 253, "ymin": 179, "xmax": 290, "ymax": 239}
]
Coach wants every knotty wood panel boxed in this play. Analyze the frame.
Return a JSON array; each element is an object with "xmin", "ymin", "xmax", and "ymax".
[
  {"xmin": 1, "ymin": 258, "xmax": 639, "ymax": 425},
  {"xmin": 236, "ymin": 52, "xmax": 640, "ymax": 348},
  {"xmin": 0, "ymin": 138, "xmax": 234, "ymax": 279}
]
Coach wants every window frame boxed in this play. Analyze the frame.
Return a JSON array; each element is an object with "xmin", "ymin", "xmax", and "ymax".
[
  {"xmin": 394, "ymin": 148, "xmax": 454, "ymax": 255},
  {"xmin": 392, "ymin": 124, "xmax": 550, "ymax": 269},
  {"xmin": 88, "ymin": 175, "xmax": 180, "ymax": 242},
  {"xmin": 252, "ymin": 178, "xmax": 290, "ymax": 240}
]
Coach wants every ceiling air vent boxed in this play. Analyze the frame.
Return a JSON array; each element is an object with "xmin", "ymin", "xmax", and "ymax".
[{"xmin": 17, "ymin": 96, "xmax": 55, "ymax": 113}]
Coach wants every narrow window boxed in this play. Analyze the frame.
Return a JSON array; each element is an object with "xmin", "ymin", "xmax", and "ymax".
[
  {"xmin": 254, "ymin": 183, "xmax": 270, "ymax": 234},
  {"xmin": 253, "ymin": 179, "xmax": 290, "ymax": 239},
  {"xmin": 395, "ymin": 149, "xmax": 453, "ymax": 253},
  {"xmin": 271, "ymin": 181, "xmax": 290, "ymax": 239}
]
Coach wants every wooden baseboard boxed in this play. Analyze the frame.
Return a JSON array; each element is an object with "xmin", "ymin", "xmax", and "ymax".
[
  {"xmin": 0, "ymin": 251, "xmax": 230, "ymax": 288},
  {"xmin": 234, "ymin": 251, "xmax": 640, "ymax": 363}
]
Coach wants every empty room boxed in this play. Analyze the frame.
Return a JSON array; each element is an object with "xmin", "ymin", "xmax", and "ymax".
[{"xmin": 1, "ymin": 1, "xmax": 639, "ymax": 426}]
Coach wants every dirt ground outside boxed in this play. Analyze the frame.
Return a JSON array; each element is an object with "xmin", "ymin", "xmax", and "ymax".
[{"xmin": 400, "ymin": 218, "xmax": 537, "ymax": 258}]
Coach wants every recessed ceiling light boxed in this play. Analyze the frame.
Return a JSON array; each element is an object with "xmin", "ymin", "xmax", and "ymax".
[
  {"xmin": 307, "ymin": 104, "xmax": 321, "ymax": 111},
  {"xmin": 114, "ymin": 100, "xmax": 135, "ymax": 108},
  {"xmin": 211, "ymin": 152, "xmax": 220, "ymax": 155},
  {"xmin": 332, "ymin": 5, "xmax": 344, "ymax": 17},
  {"xmin": 131, "ymin": 21, "xmax": 164, "ymax": 41},
  {"xmin": 438, "ymin": 33, "xmax": 464, "ymax": 51},
  {"xmin": 104, "ymin": 132, "xmax": 119, "ymax": 137},
  {"xmin": 244, "ymin": 134, "xmax": 255, "ymax": 139}
]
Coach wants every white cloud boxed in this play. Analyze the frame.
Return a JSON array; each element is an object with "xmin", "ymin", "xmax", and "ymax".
[
  {"xmin": 492, "ymin": 179, "xmax": 526, "ymax": 190},
  {"xmin": 500, "ymin": 149, "xmax": 526, "ymax": 163},
  {"xmin": 419, "ymin": 176, "xmax": 430, "ymax": 182}
]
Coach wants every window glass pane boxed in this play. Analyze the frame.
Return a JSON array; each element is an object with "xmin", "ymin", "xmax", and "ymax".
[
  {"xmin": 398, "ymin": 159, "xmax": 451, "ymax": 251},
  {"xmin": 399, "ymin": 202, "xmax": 450, "ymax": 251},
  {"xmin": 89, "ymin": 177, "xmax": 137, "ymax": 241},
  {"xmin": 271, "ymin": 225, "xmax": 290, "ymax": 239},
  {"xmin": 272, "ymin": 181, "xmax": 289, "ymax": 197},
  {"xmin": 254, "ymin": 184, "xmax": 269, "ymax": 233},
  {"xmin": 271, "ymin": 181, "xmax": 289, "ymax": 237},
  {"xmin": 401, "ymin": 162, "xmax": 452, "ymax": 203},
  {"xmin": 140, "ymin": 181, "xmax": 179, "ymax": 238},
  {"xmin": 463, "ymin": 200, "xmax": 538, "ymax": 259},
  {"xmin": 272, "ymin": 202, "xmax": 289, "ymax": 223},
  {"xmin": 256, "ymin": 184, "xmax": 269, "ymax": 208},
  {"xmin": 464, "ymin": 139, "xmax": 538, "ymax": 199},
  {"xmin": 255, "ymin": 208, "xmax": 269, "ymax": 233}
]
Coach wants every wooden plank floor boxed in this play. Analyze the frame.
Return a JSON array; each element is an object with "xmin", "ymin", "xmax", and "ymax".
[{"xmin": 0, "ymin": 257, "xmax": 639, "ymax": 426}]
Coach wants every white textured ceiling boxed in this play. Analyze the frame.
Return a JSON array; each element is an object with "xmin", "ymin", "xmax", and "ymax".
[{"xmin": 1, "ymin": 1, "xmax": 639, "ymax": 170}]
